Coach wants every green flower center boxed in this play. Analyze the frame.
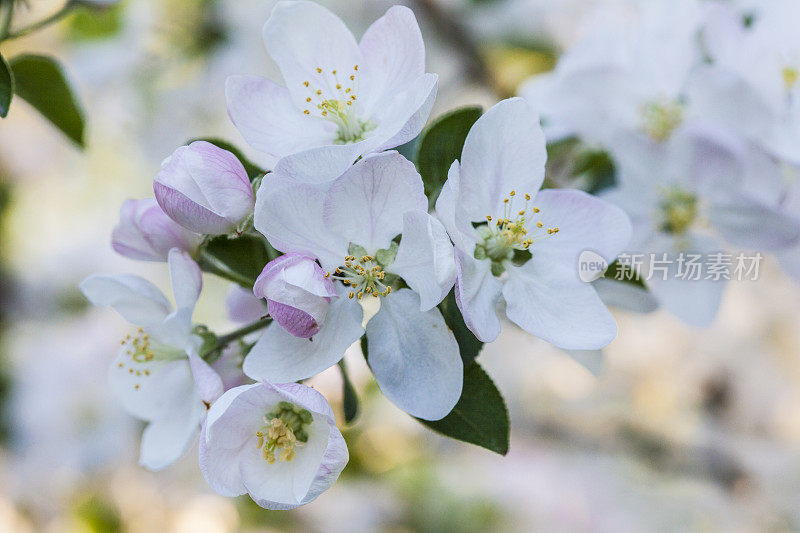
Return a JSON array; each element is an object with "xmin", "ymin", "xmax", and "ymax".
[
  {"xmin": 640, "ymin": 99, "xmax": 684, "ymax": 142},
  {"xmin": 474, "ymin": 191, "xmax": 559, "ymax": 276},
  {"xmin": 783, "ymin": 66, "xmax": 799, "ymax": 91},
  {"xmin": 255, "ymin": 401, "xmax": 313, "ymax": 465},
  {"xmin": 659, "ymin": 187, "xmax": 698, "ymax": 235}
]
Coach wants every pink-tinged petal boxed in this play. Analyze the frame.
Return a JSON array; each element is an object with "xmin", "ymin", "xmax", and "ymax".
[
  {"xmin": 225, "ymin": 75, "xmax": 334, "ymax": 158},
  {"xmin": 504, "ymin": 259, "xmax": 618, "ymax": 350},
  {"xmin": 255, "ymin": 181, "xmax": 349, "ymax": 269},
  {"xmin": 323, "ymin": 152, "xmax": 427, "ymax": 253},
  {"xmin": 358, "ymin": 5, "xmax": 426, "ymax": 115},
  {"xmin": 458, "ymin": 98, "xmax": 547, "ymax": 222},
  {"xmin": 226, "ymin": 286, "xmax": 267, "ymax": 323},
  {"xmin": 454, "ymin": 249, "xmax": 503, "ymax": 343},
  {"xmin": 391, "ymin": 210, "xmax": 456, "ymax": 311},
  {"xmin": 243, "ymin": 296, "xmax": 363, "ymax": 382},
  {"xmin": 530, "ymin": 189, "xmax": 632, "ymax": 273},
  {"xmin": 112, "ymin": 199, "xmax": 201, "ymax": 262},
  {"xmin": 184, "ymin": 141, "xmax": 254, "ymax": 223},
  {"xmin": 267, "ymin": 301, "xmax": 321, "ymax": 338},
  {"xmin": 365, "ymin": 289, "xmax": 462, "ymax": 420},
  {"xmin": 154, "ymin": 181, "xmax": 235, "ymax": 235},
  {"xmin": 262, "ymin": 1, "xmax": 362, "ymax": 109},
  {"xmin": 80, "ymin": 273, "xmax": 171, "ymax": 327}
]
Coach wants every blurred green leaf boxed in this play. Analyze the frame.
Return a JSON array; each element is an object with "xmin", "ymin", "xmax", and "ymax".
[
  {"xmin": 419, "ymin": 362, "xmax": 509, "ymax": 455},
  {"xmin": 10, "ymin": 54, "xmax": 85, "ymax": 146},
  {"xmin": 200, "ymin": 234, "xmax": 270, "ymax": 287},
  {"xmin": 68, "ymin": 4, "xmax": 124, "ymax": 42},
  {"xmin": 573, "ymin": 148, "xmax": 616, "ymax": 194},
  {"xmin": 414, "ymin": 106, "xmax": 482, "ymax": 207},
  {"xmin": 188, "ymin": 137, "xmax": 266, "ymax": 181},
  {"xmin": 439, "ymin": 288, "xmax": 483, "ymax": 367},
  {"xmin": 0, "ymin": 52, "xmax": 12, "ymax": 118},
  {"xmin": 338, "ymin": 360, "xmax": 359, "ymax": 423}
]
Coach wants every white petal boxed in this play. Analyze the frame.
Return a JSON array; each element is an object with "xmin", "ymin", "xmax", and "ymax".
[
  {"xmin": 778, "ymin": 244, "xmax": 800, "ymax": 284},
  {"xmin": 323, "ymin": 152, "xmax": 426, "ymax": 253},
  {"xmin": 262, "ymin": 1, "xmax": 362, "ymax": 109},
  {"xmin": 225, "ymin": 75, "xmax": 334, "ymax": 158},
  {"xmin": 109, "ymin": 356, "xmax": 195, "ymax": 422},
  {"xmin": 139, "ymin": 402, "xmax": 204, "ymax": 471},
  {"xmin": 168, "ymin": 248, "xmax": 202, "ymax": 313},
  {"xmin": 592, "ymin": 278, "xmax": 658, "ymax": 314},
  {"xmin": 435, "ymin": 161, "xmax": 475, "ymax": 251},
  {"xmin": 358, "ymin": 5, "xmax": 425, "ymax": 115},
  {"xmin": 226, "ymin": 285, "xmax": 267, "ymax": 323},
  {"xmin": 458, "ymin": 98, "xmax": 547, "ymax": 222},
  {"xmin": 390, "ymin": 210, "xmax": 456, "ymax": 310},
  {"xmin": 531, "ymin": 189, "xmax": 632, "ymax": 273},
  {"xmin": 198, "ymin": 424, "xmax": 247, "ymax": 497},
  {"xmin": 80, "ymin": 273, "xmax": 171, "ymax": 328},
  {"xmin": 270, "ymin": 141, "xmax": 370, "ymax": 184},
  {"xmin": 642, "ymin": 233, "xmax": 727, "ymax": 327},
  {"xmin": 503, "ymin": 261, "xmax": 618, "ymax": 350},
  {"xmin": 254, "ymin": 181, "xmax": 349, "ymax": 269},
  {"xmin": 372, "ymin": 74, "xmax": 438, "ymax": 152},
  {"xmin": 187, "ymin": 347, "xmax": 224, "ymax": 405},
  {"xmin": 708, "ymin": 195, "xmax": 800, "ymax": 251},
  {"xmin": 243, "ymin": 297, "xmax": 364, "ymax": 382},
  {"xmin": 454, "ymin": 249, "xmax": 503, "ymax": 343},
  {"xmin": 365, "ymin": 289, "xmax": 463, "ymax": 420}
]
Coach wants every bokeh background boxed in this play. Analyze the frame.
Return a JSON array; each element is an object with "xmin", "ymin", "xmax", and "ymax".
[{"xmin": 1, "ymin": 0, "xmax": 800, "ymax": 531}]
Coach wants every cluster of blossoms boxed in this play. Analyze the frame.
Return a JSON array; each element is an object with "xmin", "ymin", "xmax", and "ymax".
[
  {"xmin": 521, "ymin": 0, "xmax": 800, "ymax": 326},
  {"xmin": 81, "ymin": 2, "xmax": 631, "ymax": 509}
]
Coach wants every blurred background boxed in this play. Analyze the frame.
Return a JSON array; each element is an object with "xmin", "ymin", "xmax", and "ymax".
[{"xmin": 2, "ymin": 0, "xmax": 800, "ymax": 531}]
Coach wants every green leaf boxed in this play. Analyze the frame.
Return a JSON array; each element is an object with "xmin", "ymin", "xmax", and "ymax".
[
  {"xmin": 338, "ymin": 360, "xmax": 359, "ymax": 423},
  {"xmin": 438, "ymin": 288, "xmax": 483, "ymax": 366},
  {"xmin": 414, "ymin": 106, "xmax": 482, "ymax": 207},
  {"xmin": 189, "ymin": 137, "xmax": 266, "ymax": 181},
  {"xmin": 9, "ymin": 54, "xmax": 85, "ymax": 147},
  {"xmin": 68, "ymin": 4, "xmax": 125, "ymax": 41},
  {"xmin": 200, "ymin": 234, "xmax": 271, "ymax": 287},
  {"xmin": 419, "ymin": 363, "xmax": 509, "ymax": 455},
  {"xmin": 0, "ymin": 53, "xmax": 12, "ymax": 118}
]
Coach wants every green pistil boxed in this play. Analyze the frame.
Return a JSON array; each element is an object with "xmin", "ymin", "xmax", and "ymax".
[{"xmin": 659, "ymin": 187, "xmax": 698, "ymax": 235}]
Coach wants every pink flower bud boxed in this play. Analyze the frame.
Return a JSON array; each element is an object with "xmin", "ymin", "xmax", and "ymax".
[
  {"xmin": 111, "ymin": 199, "xmax": 202, "ymax": 262},
  {"xmin": 254, "ymin": 254, "xmax": 337, "ymax": 338},
  {"xmin": 154, "ymin": 141, "xmax": 255, "ymax": 235}
]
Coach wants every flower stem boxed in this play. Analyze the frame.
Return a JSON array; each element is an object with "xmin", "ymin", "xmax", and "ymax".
[
  {"xmin": 0, "ymin": 2, "xmax": 13, "ymax": 41},
  {"xmin": 2, "ymin": 3, "xmax": 73, "ymax": 42},
  {"xmin": 197, "ymin": 249, "xmax": 254, "ymax": 288},
  {"xmin": 202, "ymin": 317, "xmax": 271, "ymax": 361}
]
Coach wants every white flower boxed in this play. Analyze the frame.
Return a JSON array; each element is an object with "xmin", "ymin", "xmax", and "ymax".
[
  {"xmin": 604, "ymin": 125, "xmax": 800, "ymax": 326},
  {"xmin": 79, "ymin": 249, "xmax": 223, "ymax": 470},
  {"xmin": 226, "ymin": 1, "xmax": 438, "ymax": 183},
  {"xmin": 199, "ymin": 381, "xmax": 348, "ymax": 510},
  {"xmin": 436, "ymin": 98, "xmax": 632, "ymax": 349},
  {"xmin": 693, "ymin": 0, "xmax": 800, "ymax": 165},
  {"xmin": 520, "ymin": 0, "xmax": 705, "ymax": 146},
  {"xmin": 247, "ymin": 151, "xmax": 462, "ymax": 421}
]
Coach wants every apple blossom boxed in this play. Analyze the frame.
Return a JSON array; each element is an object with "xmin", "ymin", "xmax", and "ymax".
[
  {"xmin": 253, "ymin": 253, "xmax": 336, "ymax": 338},
  {"xmin": 248, "ymin": 151, "xmax": 462, "ymax": 420},
  {"xmin": 226, "ymin": 285, "xmax": 267, "ymax": 324},
  {"xmin": 603, "ymin": 125, "xmax": 800, "ymax": 326},
  {"xmin": 79, "ymin": 249, "xmax": 223, "ymax": 470},
  {"xmin": 111, "ymin": 198, "xmax": 202, "ymax": 262},
  {"xmin": 199, "ymin": 381, "xmax": 347, "ymax": 510},
  {"xmin": 154, "ymin": 141, "xmax": 255, "ymax": 235},
  {"xmin": 436, "ymin": 98, "xmax": 632, "ymax": 349},
  {"xmin": 226, "ymin": 1, "xmax": 438, "ymax": 183}
]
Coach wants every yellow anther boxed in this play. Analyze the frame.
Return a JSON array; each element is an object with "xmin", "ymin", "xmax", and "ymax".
[
  {"xmin": 303, "ymin": 81, "xmax": 310, "ymax": 87},
  {"xmin": 306, "ymin": 97, "xmax": 312, "ymax": 102},
  {"xmin": 316, "ymin": 67, "xmax": 322, "ymax": 73},
  {"xmin": 519, "ymin": 210, "xmax": 525, "ymax": 216},
  {"xmin": 304, "ymin": 109, "xmax": 310, "ymax": 115},
  {"xmin": 525, "ymin": 193, "xmax": 531, "ymax": 200},
  {"xmin": 336, "ymin": 84, "xmax": 342, "ymax": 90},
  {"xmin": 536, "ymin": 222, "xmax": 543, "ymax": 228},
  {"xmin": 354, "ymin": 65, "xmax": 359, "ymax": 71},
  {"xmin": 332, "ymin": 69, "xmax": 337, "ymax": 75},
  {"xmin": 510, "ymin": 190, "xmax": 516, "ymax": 196},
  {"xmin": 533, "ymin": 207, "xmax": 540, "ymax": 213},
  {"xmin": 486, "ymin": 215, "xmax": 492, "ymax": 221},
  {"xmin": 348, "ymin": 292, "xmax": 355, "ymax": 299},
  {"xmin": 503, "ymin": 198, "xmax": 509, "ymax": 204},
  {"xmin": 316, "ymin": 89, "xmax": 322, "ymax": 95}
]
